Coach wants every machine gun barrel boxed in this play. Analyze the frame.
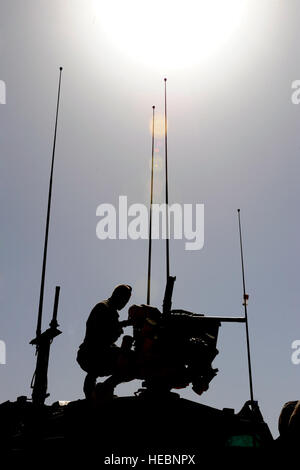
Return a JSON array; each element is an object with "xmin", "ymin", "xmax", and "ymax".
[
  {"xmin": 201, "ymin": 316, "xmax": 245, "ymax": 323},
  {"xmin": 171, "ymin": 310, "xmax": 245, "ymax": 323}
]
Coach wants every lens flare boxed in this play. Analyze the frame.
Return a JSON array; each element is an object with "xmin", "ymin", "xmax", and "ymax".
[{"xmin": 149, "ymin": 113, "xmax": 165, "ymax": 138}]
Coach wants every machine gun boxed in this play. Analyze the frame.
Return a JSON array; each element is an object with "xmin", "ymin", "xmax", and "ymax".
[{"xmin": 127, "ymin": 276, "xmax": 246, "ymax": 396}]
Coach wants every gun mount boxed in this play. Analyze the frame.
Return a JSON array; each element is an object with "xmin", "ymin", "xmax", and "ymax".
[{"xmin": 30, "ymin": 286, "xmax": 62, "ymax": 405}]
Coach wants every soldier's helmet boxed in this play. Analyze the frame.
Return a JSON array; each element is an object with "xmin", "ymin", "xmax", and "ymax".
[{"xmin": 111, "ymin": 284, "xmax": 132, "ymax": 309}]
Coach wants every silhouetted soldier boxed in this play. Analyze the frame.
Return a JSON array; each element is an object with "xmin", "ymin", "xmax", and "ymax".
[
  {"xmin": 278, "ymin": 400, "xmax": 300, "ymax": 450},
  {"xmin": 77, "ymin": 284, "xmax": 133, "ymax": 400}
]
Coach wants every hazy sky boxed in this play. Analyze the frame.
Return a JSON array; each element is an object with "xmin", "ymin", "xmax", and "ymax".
[{"xmin": 1, "ymin": 0, "xmax": 300, "ymax": 437}]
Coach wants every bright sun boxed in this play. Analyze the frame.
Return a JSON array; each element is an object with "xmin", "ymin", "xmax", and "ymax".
[{"xmin": 95, "ymin": 0, "xmax": 248, "ymax": 69}]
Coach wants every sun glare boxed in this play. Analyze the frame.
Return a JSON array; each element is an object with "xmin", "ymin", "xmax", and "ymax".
[{"xmin": 94, "ymin": 0, "xmax": 247, "ymax": 69}]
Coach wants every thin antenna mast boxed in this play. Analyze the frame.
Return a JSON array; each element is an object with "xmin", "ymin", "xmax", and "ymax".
[
  {"xmin": 147, "ymin": 106, "xmax": 155, "ymax": 305},
  {"xmin": 237, "ymin": 209, "xmax": 255, "ymax": 409},
  {"xmin": 164, "ymin": 78, "xmax": 170, "ymax": 281},
  {"xmin": 36, "ymin": 67, "xmax": 63, "ymax": 338}
]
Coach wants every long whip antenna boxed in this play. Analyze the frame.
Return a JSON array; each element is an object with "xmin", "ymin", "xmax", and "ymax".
[
  {"xmin": 164, "ymin": 78, "xmax": 170, "ymax": 281},
  {"xmin": 147, "ymin": 105, "xmax": 155, "ymax": 304},
  {"xmin": 237, "ymin": 209, "xmax": 255, "ymax": 409},
  {"xmin": 36, "ymin": 67, "xmax": 63, "ymax": 338}
]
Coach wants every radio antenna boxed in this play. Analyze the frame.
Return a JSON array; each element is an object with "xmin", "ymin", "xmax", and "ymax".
[
  {"xmin": 164, "ymin": 78, "xmax": 170, "ymax": 281},
  {"xmin": 147, "ymin": 105, "xmax": 155, "ymax": 304},
  {"xmin": 237, "ymin": 209, "xmax": 255, "ymax": 409},
  {"xmin": 36, "ymin": 67, "xmax": 63, "ymax": 338}
]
